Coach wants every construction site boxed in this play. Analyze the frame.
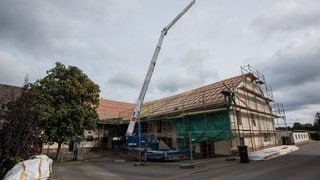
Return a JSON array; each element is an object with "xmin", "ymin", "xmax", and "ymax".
[
  {"xmin": 0, "ymin": 1, "xmax": 292, "ymax": 165},
  {"xmin": 41, "ymin": 0, "xmax": 287, "ymax": 161},
  {"xmin": 94, "ymin": 64, "xmax": 287, "ymax": 159},
  {"xmin": 19, "ymin": 0, "xmax": 289, "ymax": 162},
  {"xmin": 3, "ymin": 0, "xmax": 319, "ymax": 179}
]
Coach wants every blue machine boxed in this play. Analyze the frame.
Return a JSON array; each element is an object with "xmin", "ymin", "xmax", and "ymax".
[{"xmin": 125, "ymin": 135, "xmax": 186, "ymax": 161}]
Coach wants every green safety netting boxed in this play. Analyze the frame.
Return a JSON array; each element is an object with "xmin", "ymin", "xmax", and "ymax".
[{"xmin": 176, "ymin": 112, "xmax": 233, "ymax": 149}]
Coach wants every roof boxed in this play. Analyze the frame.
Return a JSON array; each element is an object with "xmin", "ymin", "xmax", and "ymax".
[
  {"xmin": 96, "ymin": 99, "xmax": 134, "ymax": 121},
  {"xmin": 140, "ymin": 74, "xmax": 246, "ymax": 118},
  {"xmin": 0, "ymin": 84, "xmax": 22, "ymax": 102},
  {"xmin": 0, "ymin": 84, "xmax": 22, "ymax": 122},
  {"xmin": 97, "ymin": 73, "xmax": 248, "ymax": 122}
]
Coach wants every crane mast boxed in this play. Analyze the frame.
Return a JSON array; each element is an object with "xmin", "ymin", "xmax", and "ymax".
[{"xmin": 126, "ymin": 0, "xmax": 196, "ymax": 136}]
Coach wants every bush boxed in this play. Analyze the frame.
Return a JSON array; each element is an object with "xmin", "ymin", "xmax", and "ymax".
[
  {"xmin": 309, "ymin": 132, "xmax": 320, "ymax": 140},
  {"xmin": 0, "ymin": 156, "xmax": 23, "ymax": 179}
]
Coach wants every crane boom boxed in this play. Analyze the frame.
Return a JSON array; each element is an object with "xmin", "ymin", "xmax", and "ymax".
[{"xmin": 126, "ymin": 0, "xmax": 196, "ymax": 136}]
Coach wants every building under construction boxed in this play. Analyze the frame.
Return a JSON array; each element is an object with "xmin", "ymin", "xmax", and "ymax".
[
  {"xmin": 96, "ymin": 65, "xmax": 286, "ymax": 158},
  {"xmin": 0, "ymin": 65, "xmax": 287, "ymax": 158}
]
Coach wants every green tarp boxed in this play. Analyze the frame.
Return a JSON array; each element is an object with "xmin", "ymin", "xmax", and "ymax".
[{"xmin": 176, "ymin": 112, "xmax": 233, "ymax": 149}]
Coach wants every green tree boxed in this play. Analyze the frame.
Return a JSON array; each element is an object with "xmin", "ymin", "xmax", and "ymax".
[
  {"xmin": 292, "ymin": 122, "xmax": 303, "ymax": 130},
  {"xmin": 315, "ymin": 112, "xmax": 320, "ymax": 130},
  {"xmin": 315, "ymin": 112, "xmax": 320, "ymax": 124},
  {"xmin": 31, "ymin": 62, "xmax": 100, "ymax": 160},
  {"xmin": 1, "ymin": 81, "xmax": 40, "ymax": 178}
]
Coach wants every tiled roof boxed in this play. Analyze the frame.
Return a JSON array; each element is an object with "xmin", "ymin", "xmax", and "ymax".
[
  {"xmin": 0, "ymin": 84, "xmax": 22, "ymax": 102},
  {"xmin": 140, "ymin": 74, "xmax": 246, "ymax": 118},
  {"xmin": 96, "ymin": 99, "xmax": 134, "ymax": 121},
  {"xmin": 97, "ymin": 73, "xmax": 247, "ymax": 122},
  {"xmin": 0, "ymin": 84, "xmax": 22, "ymax": 119}
]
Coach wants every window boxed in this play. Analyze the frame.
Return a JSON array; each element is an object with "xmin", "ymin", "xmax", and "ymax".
[
  {"xmin": 236, "ymin": 110, "xmax": 242, "ymax": 125},
  {"xmin": 263, "ymin": 133, "xmax": 271, "ymax": 142},
  {"xmin": 240, "ymin": 138, "xmax": 245, "ymax": 145},
  {"xmin": 251, "ymin": 114, "xmax": 256, "ymax": 126},
  {"xmin": 141, "ymin": 122, "xmax": 148, "ymax": 133},
  {"xmin": 157, "ymin": 120, "xmax": 162, "ymax": 133}
]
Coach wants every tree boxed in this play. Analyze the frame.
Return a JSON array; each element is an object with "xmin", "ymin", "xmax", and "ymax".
[
  {"xmin": 314, "ymin": 112, "xmax": 320, "ymax": 130},
  {"xmin": 1, "ymin": 81, "xmax": 40, "ymax": 178},
  {"xmin": 292, "ymin": 122, "xmax": 303, "ymax": 130},
  {"xmin": 31, "ymin": 62, "xmax": 100, "ymax": 160}
]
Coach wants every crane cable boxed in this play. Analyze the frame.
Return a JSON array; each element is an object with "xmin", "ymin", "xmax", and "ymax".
[
  {"xmin": 194, "ymin": 2, "xmax": 203, "ymax": 87},
  {"xmin": 194, "ymin": 2, "xmax": 205, "ymax": 106}
]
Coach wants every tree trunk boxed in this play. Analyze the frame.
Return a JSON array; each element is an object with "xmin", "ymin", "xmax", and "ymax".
[{"xmin": 56, "ymin": 142, "xmax": 62, "ymax": 160}]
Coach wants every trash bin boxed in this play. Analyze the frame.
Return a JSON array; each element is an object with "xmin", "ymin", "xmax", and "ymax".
[{"xmin": 238, "ymin": 145, "xmax": 249, "ymax": 163}]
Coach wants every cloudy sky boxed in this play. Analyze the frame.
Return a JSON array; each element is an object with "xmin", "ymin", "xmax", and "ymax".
[{"xmin": 1, "ymin": 0, "xmax": 319, "ymax": 126}]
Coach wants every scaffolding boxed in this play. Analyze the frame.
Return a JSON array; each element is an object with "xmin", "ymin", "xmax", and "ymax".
[
  {"xmin": 241, "ymin": 64, "xmax": 273, "ymax": 101},
  {"xmin": 241, "ymin": 65, "xmax": 287, "ymax": 124},
  {"xmin": 271, "ymin": 102, "xmax": 287, "ymax": 128},
  {"xmin": 239, "ymin": 65, "xmax": 287, "ymax": 150}
]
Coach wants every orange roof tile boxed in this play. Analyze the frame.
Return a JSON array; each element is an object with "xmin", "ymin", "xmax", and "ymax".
[
  {"xmin": 140, "ymin": 74, "xmax": 246, "ymax": 117},
  {"xmin": 98, "ymin": 73, "xmax": 250, "ymax": 122},
  {"xmin": 96, "ymin": 99, "xmax": 134, "ymax": 120}
]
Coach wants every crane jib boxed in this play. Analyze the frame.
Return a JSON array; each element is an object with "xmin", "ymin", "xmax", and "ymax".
[{"xmin": 125, "ymin": 0, "xmax": 196, "ymax": 137}]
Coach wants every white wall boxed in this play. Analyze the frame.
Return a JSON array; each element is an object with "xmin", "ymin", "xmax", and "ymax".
[{"xmin": 292, "ymin": 132, "xmax": 309, "ymax": 144}]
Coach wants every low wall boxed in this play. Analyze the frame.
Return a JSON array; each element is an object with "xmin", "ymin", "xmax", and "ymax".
[{"xmin": 292, "ymin": 132, "xmax": 309, "ymax": 144}]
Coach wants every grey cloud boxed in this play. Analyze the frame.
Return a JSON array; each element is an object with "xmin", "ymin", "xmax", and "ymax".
[
  {"xmin": 251, "ymin": 1, "xmax": 320, "ymax": 35},
  {"xmin": 0, "ymin": 51, "xmax": 26, "ymax": 86},
  {"xmin": 0, "ymin": 0, "xmax": 142, "ymax": 90},
  {"xmin": 273, "ymin": 81, "xmax": 320, "ymax": 111},
  {"xmin": 108, "ymin": 72, "xmax": 143, "ymax": 89},
  {"xmin": 255, "ymin": 34, "xmax": 320, "ymax": 114},
  {"xmin": 247, "ymin": 0, "xmax": 320, "ymax": 119},
  {"xmin": 157, "ymin": 72, "xmax": 197, "ymax": 93},
  {"xmin": 0, "ymin": 0, "xmax": 138, "ymax": 58},
  {"xmin": 154, "ymin": 49, "xmax": 216, "ymax": 94},
  {"xmin": 261, "ymin": 36, "xmax": 320, "ymax": 89},
  {"xmin": 0, "ymin": 0, "xmax": 82, "ymax": 58}
]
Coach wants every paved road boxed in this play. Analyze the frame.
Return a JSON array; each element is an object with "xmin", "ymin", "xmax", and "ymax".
[
  {"xmin": 186, "ymin": 142, "xmax": 320, "ymax": 180},
  {"xmin": 52, "ymin": 141, "xmax": 320, "ymax": 180}
]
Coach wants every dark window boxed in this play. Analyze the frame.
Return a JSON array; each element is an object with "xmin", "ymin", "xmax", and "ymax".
[
  {"xmin": 236, "ymin": 110, "xmax": 242, "ymax": 125},
  {"xmin": 86, "ymin": 135, "xmax": 94, "ymax": 142},
  {"xmin": 251, "ymin": 114, "xmax": 256, "ymax": 126},
  {"xmin": 141, "ymin": 122, "xmax": 148, "ymax": 133},
  {"xmin": 263, "ymin": 133, "xmax": 271, "ymax": 142},
  {"xmin": 240, "ymin": 137, "xmax": 245, "ymax": 145},
  {"xmin": 157, "ymin": 120, "xmax": 162, "ymax": 133}
]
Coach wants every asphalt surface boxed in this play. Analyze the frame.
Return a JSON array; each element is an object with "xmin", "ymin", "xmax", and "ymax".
[
  {"xmin": 51, "ymin": 150, "xmax": 238, "ymax": 180},
  {"xmin": 51, "ymin": 141, "xmax": 320, "ymax": 180}
]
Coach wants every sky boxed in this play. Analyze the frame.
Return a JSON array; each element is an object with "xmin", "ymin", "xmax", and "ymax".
[{"xmin": 0, "ymin": 0, "xmax": 319, "ymax": 126}]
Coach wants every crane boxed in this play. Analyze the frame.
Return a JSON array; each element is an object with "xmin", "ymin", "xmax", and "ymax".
[{"xmin": 126, "ymin": 0, "xmax": 196, "ymax": 137}]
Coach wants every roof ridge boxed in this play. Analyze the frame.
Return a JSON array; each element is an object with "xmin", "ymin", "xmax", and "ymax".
[
  {"xmin": 145, "ymin": 73, "xmax": 246, "ymax": 104},
  {"xmin": 99, "ymin": 98, "xmax": 134, "ymax": 105}
]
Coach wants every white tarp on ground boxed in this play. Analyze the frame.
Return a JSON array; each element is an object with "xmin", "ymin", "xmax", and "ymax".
[
  {"xmin": 3, "ymin": 155, "xmax": 53, "ymax": 180},
  {"xmin": 249, "ymin": 145, "xmax": 299, "ymax": 161}
]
